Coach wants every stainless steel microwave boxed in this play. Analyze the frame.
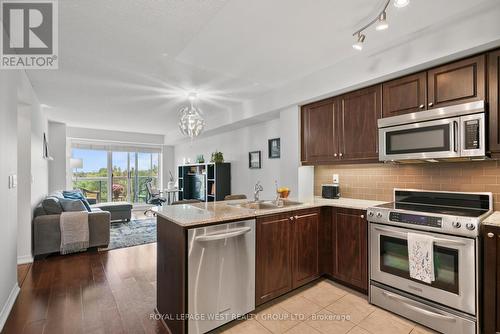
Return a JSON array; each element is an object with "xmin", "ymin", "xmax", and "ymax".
[{"xmin": 378, "ymin": 101, "xmax": 486, "ymax": 162}]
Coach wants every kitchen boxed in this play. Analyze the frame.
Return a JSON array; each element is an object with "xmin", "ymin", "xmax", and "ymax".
[{"xmin": 155, "ymin": 46, "xmax": 500, "ymax": 334}]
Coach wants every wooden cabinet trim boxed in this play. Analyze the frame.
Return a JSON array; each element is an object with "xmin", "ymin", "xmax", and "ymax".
[{"xmin": 489, "ymin": 50, "xmax": 500, "ymax": 153}]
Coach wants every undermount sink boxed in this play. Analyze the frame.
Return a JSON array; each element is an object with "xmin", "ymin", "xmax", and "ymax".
[{"xmin": 228, "ymin": 200, "xmax": 303, "ymax": 210}]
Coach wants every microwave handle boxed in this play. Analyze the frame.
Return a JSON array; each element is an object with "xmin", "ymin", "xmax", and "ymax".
[{"xmin": 453, "ymin": 121, "xmax": 458, "ymax": 153}]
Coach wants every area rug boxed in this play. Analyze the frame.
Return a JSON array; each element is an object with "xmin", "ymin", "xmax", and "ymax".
[{"xmin": 105, "ymin": 218, "xmax": 157, "ymax": 251}]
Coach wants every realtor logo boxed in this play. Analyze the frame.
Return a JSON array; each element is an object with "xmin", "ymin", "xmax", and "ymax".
[{"xmin": 1, "ymin": 0, "xmax": 58, "ymax": 69}]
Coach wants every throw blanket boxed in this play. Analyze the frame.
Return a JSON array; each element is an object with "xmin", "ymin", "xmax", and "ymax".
[
  {"xmin": 408, "ymin": 232, "xmax": 435, "ymax": 284},
  {"xmin": 60, "ymin": 211, "xmax": 89, "ymax": 255}
]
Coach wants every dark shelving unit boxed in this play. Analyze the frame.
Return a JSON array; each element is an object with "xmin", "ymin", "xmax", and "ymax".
[{"xmin": 178, "ymin": 162, "xmax": 231, "ymax": 202}]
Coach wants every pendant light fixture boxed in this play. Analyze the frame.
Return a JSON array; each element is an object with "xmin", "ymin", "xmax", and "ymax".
[
  {"xmin": 178, "ymin": 92, "xmax": 206, "ymax": 139},
  {"xmin": 351, "ymin": 0, "xmax": 408, "ymax": 51}
]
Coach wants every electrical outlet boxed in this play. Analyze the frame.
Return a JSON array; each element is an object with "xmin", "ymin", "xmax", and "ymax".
[{"xmin": 12, "ymin": 174, "xmax": 17, "ymax": 188}]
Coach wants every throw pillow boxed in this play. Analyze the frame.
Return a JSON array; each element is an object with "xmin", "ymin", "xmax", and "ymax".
[
  {"xmin": 59, "ymin": 198, "xmax": 87, "ymax": 212},
  {"xmin": 41, "ymin": 197, "xmax": 63, "ymax": 214},
  {"xmin": 63, "ymin": 190, "xmax": 92, "ymax": 212}
]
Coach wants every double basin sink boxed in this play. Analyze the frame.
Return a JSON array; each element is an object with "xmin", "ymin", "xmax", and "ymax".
[{"xmin": 227, "ymin": 200, "xmax": 303, "ymax": 210}]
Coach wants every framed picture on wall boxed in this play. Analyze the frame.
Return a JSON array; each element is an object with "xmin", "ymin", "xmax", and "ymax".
[
  {"xmin": 249, "ymin": 151, "xmax": 261, "ymax": 169},
  {"xmin": 268, "ymin": 138, "xmax": 280, "ymax": 159}
]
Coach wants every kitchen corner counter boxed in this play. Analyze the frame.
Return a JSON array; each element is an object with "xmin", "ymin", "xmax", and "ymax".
[
  {"xmin": 155, "ymin": 197, "xmax": 386, "ymax": 228},
  {"xmin": 482, "ymin": 211, "xmax": 500, "ymax": 227}
]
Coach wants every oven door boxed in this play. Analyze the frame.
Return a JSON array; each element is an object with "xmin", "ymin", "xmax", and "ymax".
[
  {"xmin": 369, "ymin": 223, "xmax": 476, "ymax": 315},
  {"xmin": 379, "ymin": 117, "xmax": 460, "ymax": 161}
]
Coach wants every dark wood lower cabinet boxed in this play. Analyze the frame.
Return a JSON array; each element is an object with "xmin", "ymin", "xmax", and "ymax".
[
  {"xmin": 255, "ymin": 213, "xmax": 292, "ymax": 305},
  {"xmin": 292, "ymin": 210, "xmax": 320, "ymax": 288},
  {"xmin": 482, "ymin": 224, "xmax": 500, "ymax": 334},
  {"xmin": 256, "ymin": 208, "xmax": 320, "ymax": 305},
  {"xmin": 329, "ymin": 208, "xmax": 368, "ymax": 292}
]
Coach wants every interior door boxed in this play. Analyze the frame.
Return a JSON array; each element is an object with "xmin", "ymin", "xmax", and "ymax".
[{"xmin": 338, "ymin": 85, "xmax": 382, "ymax": 161}]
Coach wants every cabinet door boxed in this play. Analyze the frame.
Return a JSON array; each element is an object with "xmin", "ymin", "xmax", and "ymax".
[
  {"xmin": 427, "ymin": 55, "xmax": 485, "ymax": 109},
  {"xmin": 483, "ymin": 225, "xmax": 500, "ymax": 333},
  {"xmin": 301, "ymin": 99, "xmax": 339, "ymax": 163},
  {"xmin": 338, "ymin": 85, "xmax": 382, "ymax": 161},
  {"xmin": 382, "ymin": 72, "xmax": 427, "ymax": 117},
  {"xmin": 332, "ymin": 208, "xmax": 368, "ymax": 292},
  {"xmin": 292, "ymin": 209, "xmax": 320, "ymax": 288},
  {"xmin": 489, "ymin": 50, "xmax": 500, "ymax": 154},
  {"xmin": 255, "ymin": 213, "xmax": 292, "ymax": 305}
]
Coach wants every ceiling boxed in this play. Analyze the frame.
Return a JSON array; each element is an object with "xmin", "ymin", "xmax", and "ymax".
[{"xmin": 27, "ymin": 0, "xmax": 500, "ymax": 142}]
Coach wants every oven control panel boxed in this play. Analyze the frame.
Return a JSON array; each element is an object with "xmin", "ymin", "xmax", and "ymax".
[{"xmin": 389, "ymin": 212, "xmax": 442, "ymax": 228}]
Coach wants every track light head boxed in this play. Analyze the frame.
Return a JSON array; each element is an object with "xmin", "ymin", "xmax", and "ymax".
[
  {"xmin": 375, "ymin": 12, "xmax": 389, "ymax": 31},
  {"xmin": 352, "ymin": 33, "xmax": 366, "ymax": 51},
  {"xmin": 393, "ymin": 0, "xmax": 409, "ymax": 8}
]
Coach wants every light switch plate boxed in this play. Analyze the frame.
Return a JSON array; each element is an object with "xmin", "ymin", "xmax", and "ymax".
[
  {"xmin": 12, "ymin": 174, "xmax": 17, "ymax": 188},
  {"xmin": 7, "ymin": 175, "xmax": 12, "ymax": 189}
]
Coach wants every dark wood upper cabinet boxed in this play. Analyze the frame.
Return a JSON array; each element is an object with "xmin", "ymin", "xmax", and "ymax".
[
  {"xmin": 331, "ymin": 208, "xmax": 368, "ymax": 292},
  {"xmin": 382, "ymin": 72, "xmax": 427, "ymax": 117},
  {"xmin": 301, "ymin": 99, "xmax": 337, "ymax": 163},
  {"xmin": 482, "ymin": 225, "xmax": 500, "ymax": 333},
  {"xmin": 292, "ymin": 209, "xmax": 320, "ymax": 288},
  {"xmin": 338, "ymin": 85, "xmax": 382, "ymax": 161},
  {"xmin": 489, "ymin": 50, "xmax": 500, "ymax": 154},
  {"xmin": 255, "ymin": 213, "xmax": 292, "ymax": 305},
  {"xmin": 427, "ymin": 55, "xmax": 485, "ymax": 109}
]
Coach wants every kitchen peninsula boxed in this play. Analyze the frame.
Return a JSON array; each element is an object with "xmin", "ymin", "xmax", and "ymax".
[{"xmin": 155, "ymin": 197, "xmax": 385, "ymax": 334}]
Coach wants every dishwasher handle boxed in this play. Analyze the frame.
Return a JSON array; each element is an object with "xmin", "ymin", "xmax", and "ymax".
[{"xmin": 195, "ymin": 226, "xmax": 252, "ymax": 242}]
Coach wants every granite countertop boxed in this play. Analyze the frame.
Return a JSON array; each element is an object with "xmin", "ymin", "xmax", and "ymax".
[
  {"xmin": 155, "ymin": 196, "xmax": 387, "ymax": 228},
  {"xmin": 482, "ymin": 211, "xmax": 500, "ymax": 227}
]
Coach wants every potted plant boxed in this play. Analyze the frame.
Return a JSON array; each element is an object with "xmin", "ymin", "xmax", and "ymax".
[
  {"xmin": 211, "ymin": 151, "xmax": 224, "ymax": 163},
  {"xmin": 196, "ymin": 154, "xmax": 205, "ymax": 163}
]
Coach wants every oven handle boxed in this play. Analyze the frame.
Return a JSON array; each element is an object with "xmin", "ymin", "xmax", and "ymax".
[
  {"xmin": 373, "ymin": 226, "xmax": 467, "ymax": 246},
  {"xmin": 382, "ymin": 291, "xmax": 457, "ymax": 322}
]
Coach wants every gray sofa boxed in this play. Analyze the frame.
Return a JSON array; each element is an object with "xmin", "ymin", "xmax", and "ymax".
[{"xmin": 33, "ymin": 192, "xmax": 111, "ymax": 256}]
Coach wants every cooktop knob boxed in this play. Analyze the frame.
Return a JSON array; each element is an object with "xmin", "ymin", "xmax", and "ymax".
[
  {"xmin": 465, "ymin": 223, "xmax": 476, "ymax": 231},
  {"xmin": 376, "ymin": 212, "xmax": 383, "ymax": 218},
  {"xmin": 452, "ymin": 222, "xmax": 461, "ymax": 229},
  {"xmin": 368, "ymin": 211, "xmax": 374, "ymax": 217}
]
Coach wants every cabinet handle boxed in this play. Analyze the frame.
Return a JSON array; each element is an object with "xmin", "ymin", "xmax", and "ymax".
[
  {"xmin": 334, "ymin": 153, "xmax": 338, "ymax": 157},
  {"xmin": 428, "ymin": 102, "xmax": 434, "ymax": 107},
  {"xmin": 419, "ymin": 104, "xmax": 424, "ymax": 109},
  {"xmin": 360, "ymin": 214, "xmax": 365, "ymax": 219},
  {"xmin": 289, "ymin": 216, "xmax": 294, "ymax": 221},
  {"xmin": 294, "ymin": 215, "xmax": 299, "ymax": 220},
  {"xmin": 488, "ymin": 232, "xmax": 495, "ymax": 238},
  {"xmin": 339, "ymin": 153, "xmax": 343, "ymax": 157}
]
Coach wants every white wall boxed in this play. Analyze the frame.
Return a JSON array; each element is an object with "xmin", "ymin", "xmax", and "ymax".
[
  {"xmin": 0, "ymin": 70, "xmax": 20, "ymax": 330},
  {"xmin": 31, "ymin": 104, "xmax": 48, "ymax": 208},
  {"xmin": 175, "ymin": 115, "xmax": 300, "ymax": 200},
  {"xmin": 48, "ymin": 121, "xmax": 68, "ymax": 192}
]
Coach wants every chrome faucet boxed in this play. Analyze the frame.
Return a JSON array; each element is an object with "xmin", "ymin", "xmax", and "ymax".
[{"xmin": 254, "ymin": 181, "xmax": 263, "ymax": 202}]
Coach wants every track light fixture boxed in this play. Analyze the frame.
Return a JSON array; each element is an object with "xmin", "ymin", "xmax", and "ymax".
[
  {"xmin": 351, "ymin": 0, "xmax": 409, "ymax": 51},
  {"xmin": 375, "ymin": 11, "xmax": 389, "ymax": 31},
  {"xmin": 393, "ymin": 0, "xmax": 410, "ymax": 8},
  {"xmin": 352, "ymin": 33, "xmax": 366, "ymax": 50}
]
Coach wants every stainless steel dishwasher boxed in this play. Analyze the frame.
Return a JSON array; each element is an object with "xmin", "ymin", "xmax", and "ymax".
[{"xmin": 187, "ymin": 219, "xmax": 255, "ymax": 334}]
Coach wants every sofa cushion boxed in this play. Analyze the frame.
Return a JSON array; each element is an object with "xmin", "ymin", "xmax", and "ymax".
[
  {"xmin": 42, "ymin": 197, "xmax": 63, "ymax": 215},
  {"xmin": 59, "ymin": 198, "xmax": 87, "ymax": 212},
  {"xmin": 63, "ymin": 190, "xmax": 91, "ymax": 212},
  {"xmin": 34, "ymin": 204, "xmax": 47, "ymax": 217}
]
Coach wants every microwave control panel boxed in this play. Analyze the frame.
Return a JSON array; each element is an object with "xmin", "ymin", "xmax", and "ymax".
[{"xmin": 464, "ymin": 119, "xmax": 480, "ymax": 150}]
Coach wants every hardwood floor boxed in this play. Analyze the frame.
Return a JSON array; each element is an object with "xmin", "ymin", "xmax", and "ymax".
[
  {"xmin": 3, "ymin": 244, "xmax": 168, "ymax": 334},
  {"xmin": 17, "ymin": 263, "xmax": 32, "ymax": 288}
]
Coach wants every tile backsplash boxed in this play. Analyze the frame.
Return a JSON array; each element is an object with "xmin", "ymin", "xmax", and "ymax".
[{"xmin": 314, "ymin": 160, "xmax": 500, "ymax": 210}]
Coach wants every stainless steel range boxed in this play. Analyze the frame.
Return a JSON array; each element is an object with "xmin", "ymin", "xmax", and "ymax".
[{"xmin": 367, "ymin": 189, "xmax": 492, "ymax": 334}]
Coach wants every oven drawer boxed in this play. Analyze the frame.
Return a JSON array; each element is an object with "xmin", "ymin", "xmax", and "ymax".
[{"xmin": 370, "ymin": 284, "xmax": 476, "ymax": 334}]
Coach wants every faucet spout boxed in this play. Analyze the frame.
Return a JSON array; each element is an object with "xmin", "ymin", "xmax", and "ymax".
[{"xmin": 254, "ymin": 181, "xmax": 264, "ymax": 202}]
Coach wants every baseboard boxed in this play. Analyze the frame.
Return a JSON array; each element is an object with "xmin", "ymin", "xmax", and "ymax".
[
  {"xmin": 0, "ymin": 283, "xmax": 20, "ymax": 332},
  {"xmin": 17, "ymin": 255, "xmax": 33, "ymax": 265}
]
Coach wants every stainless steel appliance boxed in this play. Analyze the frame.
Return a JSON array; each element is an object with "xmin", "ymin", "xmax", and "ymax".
[
  {"xmin": 378, "ymin": 101, "xmax": 486, "ymax": 162},
  {"xmin": 368, "ymin": 189, "xmax": 492, "ymax": 334},
  {"xmin": 187, "ymin": 220, "xmax": 255, "ymax": 334}
]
